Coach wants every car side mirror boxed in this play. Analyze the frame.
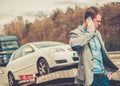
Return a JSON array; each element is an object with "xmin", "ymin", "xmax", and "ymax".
[
  {"xmin": 24, "ymin": 48, "xmax": 33, "ymax": 53},
  {"xmin": 22, "ymin": 48, "xmax": 34, "ymax": 56}
]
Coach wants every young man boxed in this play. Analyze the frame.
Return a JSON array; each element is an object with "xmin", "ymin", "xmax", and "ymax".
[{"xmin": 69, "ymin": 6, "xmax": 119, "ymax": 86}]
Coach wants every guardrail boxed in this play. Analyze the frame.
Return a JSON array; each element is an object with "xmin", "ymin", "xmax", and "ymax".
[
  {"xmin": 108, "ymin": 51, "xmax": 120, "ymax": 59},
  {"xmin": 107, "ymin": 51, "xmax": 120, "ymax": 80},
  {"xmin": 108, "ymin": 51, "xmax": 120, "ymax": 54}
]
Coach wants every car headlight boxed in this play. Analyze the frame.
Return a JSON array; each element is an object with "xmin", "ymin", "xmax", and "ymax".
[
  {"xmin": 3, "ymin": 55, "xmax": 8, "ymax": 60},
  {"xmin": 51, "ymin": 48, "xmax": 65, "ymax": 53},
  {"xmin": 55, "ymin": 48, "xmax": 65, "ymax": 52},
  {"xmin": 67, "ymin": 48, "xmax": 73, "ymax": 51}
]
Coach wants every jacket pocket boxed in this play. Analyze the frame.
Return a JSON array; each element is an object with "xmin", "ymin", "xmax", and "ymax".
[{"xmin": 76, "ymin": 66, "xmax": 85, "ymax": 81}]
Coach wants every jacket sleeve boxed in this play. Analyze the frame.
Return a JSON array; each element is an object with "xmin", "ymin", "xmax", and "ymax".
[{"xmin": 69, "ymin": 27, "xmax": 95, "ymax": 51}]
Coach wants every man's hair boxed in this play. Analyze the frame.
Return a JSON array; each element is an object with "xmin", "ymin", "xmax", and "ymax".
[{"xmin": 84, "ymin": 6, "xmax": 102, "ymax": 20}]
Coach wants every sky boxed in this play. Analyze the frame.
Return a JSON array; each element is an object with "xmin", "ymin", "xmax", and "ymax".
[{"xmin": 0, "ymin": 0, "xmax": 119, "ymax": 28}]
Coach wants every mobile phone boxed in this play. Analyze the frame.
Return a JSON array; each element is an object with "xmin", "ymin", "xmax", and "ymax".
[
  {"xmin": 86, "ymin": 17, "xmax": 95, "ymax": 30},
  {"xmin": 86, "ymin": 17, "xmax": 93, "ymax": 25}
]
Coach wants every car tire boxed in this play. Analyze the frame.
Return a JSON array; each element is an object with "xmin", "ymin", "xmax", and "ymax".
[
  {"xmin": 37, "ymin": 58, "xmax": 51, "ymax": 76},
  {"xmin": 8, "ymin": 72, "xmax": 18, "ymax": 86}
]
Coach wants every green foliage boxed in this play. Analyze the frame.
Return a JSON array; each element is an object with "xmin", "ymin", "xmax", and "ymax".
[{"xmin": 3, "ymin": 2, "xmax": 120, "ymax": 51}]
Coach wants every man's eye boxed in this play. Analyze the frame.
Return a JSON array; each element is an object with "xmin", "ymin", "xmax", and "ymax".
[{"xmin": 97, "ymin": 20, "xmax": 101, "ymax": 23}]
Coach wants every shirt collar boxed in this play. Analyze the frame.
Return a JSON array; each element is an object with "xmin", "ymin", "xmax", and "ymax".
[{"xmin": 82, "ymin": 25, "xmax": 96, "ymax": 33}]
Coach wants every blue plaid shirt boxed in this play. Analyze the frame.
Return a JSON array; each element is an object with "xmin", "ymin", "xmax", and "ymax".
[{"xmin": 83, "ymin": 27, "xmax": 104, "ymax": 74}]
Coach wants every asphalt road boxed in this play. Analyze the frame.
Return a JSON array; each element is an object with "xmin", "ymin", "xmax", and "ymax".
[
  {"xmin": 0, "ymin": 66, "xmax": 120, "ymax": 86},
  {"xmin": 0, "ymin": 67, "xmax": 8, "ymax": 86}
]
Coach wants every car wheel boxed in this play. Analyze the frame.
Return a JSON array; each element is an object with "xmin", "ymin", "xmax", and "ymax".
[
  {"xmin": 8, "ymin": 72, "xmax": 18, "ymax": 86},
  {"xmin": 37, "ymin": 58, "xmax": 51, "ymax": 76}
]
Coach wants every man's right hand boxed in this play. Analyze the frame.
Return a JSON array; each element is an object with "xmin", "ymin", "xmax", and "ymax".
[{"xmin": 86, "ymin": 17, "xmax": 95, "ymax": 31}]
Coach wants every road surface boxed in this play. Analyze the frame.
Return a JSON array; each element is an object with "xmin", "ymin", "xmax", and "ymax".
[
  {"xmin": 0, "ymin": 67, "xmax": 8, "ymax": 86},
  {"xmin": 0, "ymin": 66, "xmax": 120, "ymax": 86}
]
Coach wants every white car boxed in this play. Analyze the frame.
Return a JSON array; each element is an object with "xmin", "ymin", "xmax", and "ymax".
[{"xmin": 6, "ymin": 41, "xmax": 79, "ymax": 86}]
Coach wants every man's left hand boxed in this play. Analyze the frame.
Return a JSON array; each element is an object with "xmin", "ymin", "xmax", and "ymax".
[{"xmin": 107, "ymin": 73, "xmax": 112, "ymax": 80}]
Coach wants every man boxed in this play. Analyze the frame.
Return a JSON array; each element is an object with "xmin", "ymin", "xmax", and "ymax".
[{"xmin": 69, "ymin": 6, "xmax": 119, "ymax": 86}]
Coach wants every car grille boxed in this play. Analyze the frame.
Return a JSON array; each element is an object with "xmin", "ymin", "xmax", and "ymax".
[{"xmin": 55, "ymin": 59, "xmax": 67, "ymax": 64}]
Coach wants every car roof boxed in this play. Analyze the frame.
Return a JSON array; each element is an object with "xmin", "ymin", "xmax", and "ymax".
[
  {"xmin": 31, "ymin": 41, "xmax": 65, "ymax": 44},
  {"xmin": 28, "ymin": 41, "xmax": 66, "ymax": 48},
  {"xmin": 0, "ymin": 36, "xmax": 18, "ymax": 41}
]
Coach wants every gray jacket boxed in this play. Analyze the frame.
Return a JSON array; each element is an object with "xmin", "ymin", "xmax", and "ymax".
[{"xmin": 69, "ymin": 25, "xmax": 119, "ymax": 86}]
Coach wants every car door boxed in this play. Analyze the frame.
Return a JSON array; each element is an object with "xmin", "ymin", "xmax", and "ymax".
[{"xmin": 10, "ymin": 45, "xmax": 37, "ymax": 78}]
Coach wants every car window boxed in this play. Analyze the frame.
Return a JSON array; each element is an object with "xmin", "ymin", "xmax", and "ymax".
[
  {"xmin": 22, "ymin": 45, "xmax": 34, "ymax": 56},
  {"xmin": 12, "ymin": 49, "xmax": 22, "ymax": 61},
  {"xmin": 11, "ymin": 45, "xmax": 34, "ymax": 61},
  {"xmin": 1, "ymin": 41, "xmax": 19, "ymax": 49}
]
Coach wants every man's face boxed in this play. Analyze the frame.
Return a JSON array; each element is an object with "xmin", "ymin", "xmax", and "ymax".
[{"xmin": 93, "ymin": 14, "xmax": 102, "ymax": 28}]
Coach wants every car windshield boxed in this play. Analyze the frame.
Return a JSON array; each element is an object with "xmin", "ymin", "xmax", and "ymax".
[
  {"xmin": 32, "ymin": 42, "xmax": 66, "ymax": 49},
  {"xmin": 1, "ymin": 41, "xmax": 19, "ymax": 49}
]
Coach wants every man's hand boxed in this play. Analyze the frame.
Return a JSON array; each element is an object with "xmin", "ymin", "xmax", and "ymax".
[
  {"xmin": 86, "ymin": 17, "xmax": 95, "ymax": 31},
  {"xmin": 107, "ymin": 73, "xmax": 112, "ymax": 80}
]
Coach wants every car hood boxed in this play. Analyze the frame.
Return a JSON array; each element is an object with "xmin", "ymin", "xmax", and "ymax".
[{"xmin": 36, "ymin": 44, "xmax": 73, "ymax": 54}]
